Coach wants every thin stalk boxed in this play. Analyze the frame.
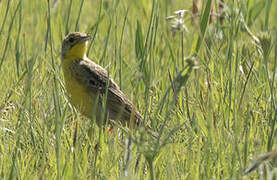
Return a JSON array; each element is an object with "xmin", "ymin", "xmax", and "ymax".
[
  {"xmin": 149, "ymin": 160, "xmax": 155, "ymax": 180},
  {"xmin": 181, "ymin": 31, "xmax": 184, "ymax": 67},
  {"xmin": 267, "ymin": 43, "xmax": 277, "ymax": 151},
  {"xmin": 119, "ymin": 7, "xmax": 129, "ymax": 89},
  {"xmin": 65, "ymin": 0, "xmax": 73, "ymax": 35},
  {"xmin": 87, "ymin": 0, "xmax": 103, "ymax": 56},
  {"xmin": 75, "ymin": 0, "xmax": 85, "ymax": 31},
  {"xmin": 0, "ymin": 1, "xmax": 21, "ymax": 70},
  {"xmin": 264, "ymin": 0, "xmax": 272, "ymax": 30},
  {"xmin": 0, "ymin": 0, "xmax": 11, "ymax": 35},
  {"xmin": 15, "ymin": 1, "xmax": 23, "ymax": 77},
  {"xmin": 47, "ymin": 0, "xmax": 63, "ymax": 179}
]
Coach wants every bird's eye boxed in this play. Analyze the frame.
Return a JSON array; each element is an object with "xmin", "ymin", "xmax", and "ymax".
[{"xmin": 68, "ymin": 37, "xmax": 74, "ymax": 43}]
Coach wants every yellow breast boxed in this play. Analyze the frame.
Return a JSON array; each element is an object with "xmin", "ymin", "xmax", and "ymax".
[{"xmin": 62, "ymin": 61, "xmax": 95, "ymax": 118}]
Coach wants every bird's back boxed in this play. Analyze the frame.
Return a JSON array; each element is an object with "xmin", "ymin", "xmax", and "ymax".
[{"xmin": 63, "ymin": 57, "xmax": 142, "ymax": 126}]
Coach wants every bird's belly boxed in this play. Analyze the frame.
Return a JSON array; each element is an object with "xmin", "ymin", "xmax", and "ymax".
[{"xmin": 64, "ymin": 75, "xmax": 95, "ymax": 118}]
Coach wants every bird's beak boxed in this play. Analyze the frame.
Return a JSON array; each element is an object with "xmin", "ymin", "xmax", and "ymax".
[{"xmin": 80, "ymin": 35, "xmax": 91, "ymax": 42}]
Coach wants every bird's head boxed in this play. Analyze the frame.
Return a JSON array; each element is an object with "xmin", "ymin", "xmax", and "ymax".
[{"xmin": 61, "ymin": 32, "xmax": 91, "ymax": 60}]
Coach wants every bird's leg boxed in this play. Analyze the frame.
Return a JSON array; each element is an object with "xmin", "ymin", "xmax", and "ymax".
[
  {"xmin": 72, "ymin": 119, "xmax": 78, "ymax": 152},
  {"xmin": 107, "ymin": 126, "xmax": 114, "ymax": 134}
]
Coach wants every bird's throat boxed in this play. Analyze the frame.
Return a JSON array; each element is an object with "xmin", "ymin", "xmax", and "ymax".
[{"xmin": 65, "ymin": 42, "xmax": 88, "ymax": 60}]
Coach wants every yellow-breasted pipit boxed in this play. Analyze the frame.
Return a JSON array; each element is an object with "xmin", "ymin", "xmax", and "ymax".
[{"xmin": 61, "ymin": 32, "xmax": 142, "ymax": 128}]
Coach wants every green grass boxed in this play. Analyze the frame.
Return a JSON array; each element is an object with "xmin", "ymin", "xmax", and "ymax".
[{"xmin": 0, "ymin": 0, "xmax": 277, "ymax": 179}]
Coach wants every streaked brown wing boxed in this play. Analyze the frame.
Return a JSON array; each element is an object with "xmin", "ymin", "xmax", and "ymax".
[
  {"xmin": 70, "ymin": 58, "xmax": 142, "ymax": 125},
  {"xmin": 107, "ymin": 87, "xmax": 142, "ymax": 125}
]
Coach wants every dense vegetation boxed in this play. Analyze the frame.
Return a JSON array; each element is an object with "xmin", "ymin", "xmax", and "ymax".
[{"xmin": 0, "ymin": 0, "xmax": 276, "ymax": 179}]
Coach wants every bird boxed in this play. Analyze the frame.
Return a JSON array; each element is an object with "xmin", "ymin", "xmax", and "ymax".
[{"xmin": 61, "ymin": 32, "xmax": 143, "ymax": 128}]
